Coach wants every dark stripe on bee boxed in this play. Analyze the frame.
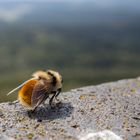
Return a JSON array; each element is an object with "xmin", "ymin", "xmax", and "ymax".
[
  {"xmin": 52, "ymin": 76, "xmax": 56, "ymax": 86},
  {"xmin": 48, "ymin": 71, "xmax": 57, "ymax": 86}
]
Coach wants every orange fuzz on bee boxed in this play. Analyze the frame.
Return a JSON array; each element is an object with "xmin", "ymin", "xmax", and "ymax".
[{"xmin": 7, "ymin": 70, "xmax": 63, "ymax": 112}]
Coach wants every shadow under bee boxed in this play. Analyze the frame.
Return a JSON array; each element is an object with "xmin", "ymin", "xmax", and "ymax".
[{"xmin": 27, "ymin": 102, "xmax": 74, "ymax": 121}]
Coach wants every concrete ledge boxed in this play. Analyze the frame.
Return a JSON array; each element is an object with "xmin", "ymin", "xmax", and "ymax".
[{"xmin": 1, "ymin": 78, "xmax": 140, "ymax": 140}]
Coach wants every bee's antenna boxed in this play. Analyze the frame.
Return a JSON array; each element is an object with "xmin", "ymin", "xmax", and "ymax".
[{"xmin": 7, "ymin": 78, "xmax": 37, "ymax": 96}]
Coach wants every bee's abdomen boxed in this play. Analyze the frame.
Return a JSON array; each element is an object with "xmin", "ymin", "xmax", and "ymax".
[{"xmin": 18, "ymin": 79, "xmax": 37, "ymax": 108}]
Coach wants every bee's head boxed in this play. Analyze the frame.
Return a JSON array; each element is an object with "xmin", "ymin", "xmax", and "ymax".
[{"xmin": 47, "ymin": 70, "xmax": 63, "ymax": 90}]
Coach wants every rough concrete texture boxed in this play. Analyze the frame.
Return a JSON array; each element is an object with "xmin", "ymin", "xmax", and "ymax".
[{"xmin": 1, "ymin": 78, "xmax": 140, "ymax": 140}]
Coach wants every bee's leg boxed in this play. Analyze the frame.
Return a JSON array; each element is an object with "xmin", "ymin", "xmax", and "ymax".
[
  {"xmin": 31, "ymin": 106, "xmax": 38, "ymax": 113},
  {"xmin": 27, "ymin": 107, "xmax": 37, "ymax": 118},
  {"xmin": 55, "ymin": 88, "xmax": 61, "ymax": 101},
  {"xmin": 13, "ymin": 100, "xmax": 19, "ymax": 104},
  {"xmin": 32, "ymin": 95, "xmax": 49, "ymax": 113},
  {"xmin": 49, "ymin": 92, "xmax": 56, "ymax": 108},
  {"xmin": 42, "ymin": 95, "xmax": 49, "ymax": 108}
]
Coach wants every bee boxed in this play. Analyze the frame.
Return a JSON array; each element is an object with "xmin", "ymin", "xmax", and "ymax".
[{"xmin": 7, "ymin": 70, "xmax": 63, "ymax": 112}]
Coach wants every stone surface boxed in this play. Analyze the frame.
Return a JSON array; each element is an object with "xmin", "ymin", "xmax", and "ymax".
[{"xmin": 1, "ymin": 78, "xmax": 140, "ymax": 140}]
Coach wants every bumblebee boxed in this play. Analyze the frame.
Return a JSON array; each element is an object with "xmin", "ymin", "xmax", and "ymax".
[{"xmin": 7, "ymin": 70, "xmax": 63, "ymax": 112}]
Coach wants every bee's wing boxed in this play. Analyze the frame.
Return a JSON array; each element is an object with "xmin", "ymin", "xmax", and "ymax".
[
  {"xmin": 31, "ymin": 81, "xmax": 52, "ymax": 108},
  {"xmin": 7, "ymin": 78, "xmax": 37, "ymax": 96}
]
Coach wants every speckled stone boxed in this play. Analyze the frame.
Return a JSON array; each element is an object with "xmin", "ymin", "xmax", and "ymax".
[{"xmin": 1, "ymin": 78, "xmax": 140, "ymax": 140}]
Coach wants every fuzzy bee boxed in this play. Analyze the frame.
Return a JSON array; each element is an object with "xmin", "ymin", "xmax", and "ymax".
[{"xmin": 7, "ymin": 70, "xmax": 63, "ymax": 112}]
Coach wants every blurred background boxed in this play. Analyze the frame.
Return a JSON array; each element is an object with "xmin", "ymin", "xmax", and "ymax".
[{"xmin": 0, "ymin": 0, "xmax": 140, "ymax": 102}]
